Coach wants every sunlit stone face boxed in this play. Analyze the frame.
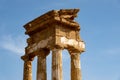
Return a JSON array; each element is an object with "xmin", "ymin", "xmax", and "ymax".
[
  {"xmin": 60, "ymin": 36, "xmax": 85, "ymax": 51},
  {"xmin": 21, "ymin": 9, "xmax": 85, "ymax": 80}
]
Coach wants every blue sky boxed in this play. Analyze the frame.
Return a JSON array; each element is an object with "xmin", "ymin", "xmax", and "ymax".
[{"xmin": 0, "ymin": 0, "xmax": 120, "ymax": 80}]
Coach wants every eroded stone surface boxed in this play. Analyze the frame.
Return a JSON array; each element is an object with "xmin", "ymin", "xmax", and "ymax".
[
  {"xmin": 23, "ymin": 61, "xmax": 32, "ymax": 80},
  {"xmin": 37, "ymin": 56, "xmax": 47, "ymax": 80},
  {"xmin": 70, "ymin": 53, "xmax": 82, "ymax": 80},
  {"xmin": 36, "ymin": 49, "xmax": 50, "ymax": 80},
  {"xmin": 24, "ymin": 9, "xmax": 80, "ymax": 35},
  {"xmin": 52, "ymin": 48, "xmax": 63, "ymax": 80},
  {"xmin": 26, "ymin": 36, "xmax": 85, "ymax": 54},
  {"xmin": 21, "ymin": 9, "xmax": 85, "ymax": 80},
  {"xmin": 27, "ymin": 36, "xmax": 52, "ymax": 53},
  {"xmin": 60, "ymin": 36, "xmax": 85, "ymax": 51}
]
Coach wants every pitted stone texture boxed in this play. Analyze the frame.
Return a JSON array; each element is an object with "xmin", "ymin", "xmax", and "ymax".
[
  {"xmin": 26, "ymin": 36, "xmax": 85, "ymax": 54},
  {"xmin": 23, "ymin": 9, "xmax": 85, "ymax": 54},
  {"xmin": 37, "ymin": 56, "xmax": 47, "ymax": 80},
  {"xmin": 52, "ymin": 48, "xmax": 63, "ymax": 80},
  {"xmin": 27, "ymin": 36, "xmax": 52, "ymax": 53},
  {"xmin": 23, "ymin": 61, "xmax": 32, "ymax": 80},
  {"xmin": 24, "ymin": 9, "xmax": 80, "ymax": 35},
  {"xmin": 37, "ymin": 49, "xmax": 50, "ymax": 80},
  {"xmin": 60, "ymin": 37, "xmax": 85, "ymax": 52},
  {"xmin": 21, "ymin": 9, "xmax": 85, "ymax": 80},
  {"xmin": 70, "ymin": 53, "xmax": 82, "ymax": 80}
]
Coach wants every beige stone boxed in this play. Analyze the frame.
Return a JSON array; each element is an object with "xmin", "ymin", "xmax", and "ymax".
[
  {"xmin": 23, "ymin": 61, "xmax": 32, "ymax": 80},
  {"xmin": 70, "ymin": 53, "xmax": 82, "ymax": 80},
  {"xmin": 52, "ymin": 48, "xmax": 63, "ymax": 80},
  {"xmin": 37, "ymin": 49, "xmax": 49, "ymax": 80},
  {"xmin": 21, "ymin": 9, "xmax": 85, "ymax": 80}
]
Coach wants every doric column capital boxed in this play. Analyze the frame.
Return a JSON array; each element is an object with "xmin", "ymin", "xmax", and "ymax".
[
  {"xmin": 70, "ymin": 52, "xmax": 80, "ymax": 56},
  {"xmin": 21, "ymin": 54, "xmax": 35, "ymax": 61},
  {"xmin": 52, "ymin": 48, "xmax": 63, "ymax": 52},
  {"xmin": 21, "ymin": 55, "xmax": 32, "ymax": 62},
  {"xmin": 68, "ymin": 50, "xmax": 81, "ymax": 56},
  {"xmin": 37, "ymin": 48, "xmax": 50, "ymax": 57}
]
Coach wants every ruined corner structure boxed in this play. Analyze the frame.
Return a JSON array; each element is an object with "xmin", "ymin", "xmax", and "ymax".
[{"xmin": 21, "ymin": 9, "xmax": 85, "ymax": 80}]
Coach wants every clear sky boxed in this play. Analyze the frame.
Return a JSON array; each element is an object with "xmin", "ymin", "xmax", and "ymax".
[{"xmin": 0, "ymin": 0, "xmax": 120, "ymax": 80}]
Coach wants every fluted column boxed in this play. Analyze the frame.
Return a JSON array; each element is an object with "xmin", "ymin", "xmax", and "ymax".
[
  {"xmin": 37, "ymin": 49, "xmax": 50, "ymax": 80},
  {"xmin": 70, "ymin": 53, "xmax": 81, "ymax": 80},
  {"xmin": 23, "ymin": 60, "xmax": 32, "ymax": 80},
  {"xmin": 52, "ymin": 48, "xmax": 63, "ymax": 80}
]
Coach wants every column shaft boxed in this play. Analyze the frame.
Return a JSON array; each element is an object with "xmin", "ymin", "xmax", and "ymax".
[
  {"xmin": 71, "ymin": 53, "xmax": 82, "ymax": 80},
  {"xmin": 37, "ymin": 55, "xmax": 47, "ymax": 80},
  {"xmin": 52, "ymin": 48, "xmax": 63, "ymax": 80},
  {"xmin": 23, "ymin": 61, "xmax": 32, "ymax": 80}
]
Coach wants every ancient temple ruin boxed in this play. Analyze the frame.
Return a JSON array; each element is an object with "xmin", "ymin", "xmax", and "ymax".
[{"xmin": 21, "ymin": 9, "xmax": 85, "ymax": 80}]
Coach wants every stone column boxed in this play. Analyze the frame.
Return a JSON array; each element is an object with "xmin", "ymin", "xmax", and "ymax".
[
  {"xmin": 37, "ymin": 49, "xmax": 49, "ymax": 80},
  {"xmin": 23, "ymin": 60, "xmax": 32, "ymax": 80},
  {"xmin": 52, "ymin": 48, "xmax": 63, "ymax": 80},
  {"xmin": 70, "ymin": 53, "xmax": 82, "ymax": 80}
]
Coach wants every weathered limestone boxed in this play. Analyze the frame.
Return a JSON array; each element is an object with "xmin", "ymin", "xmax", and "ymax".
[
  {"xmin": 23, "ymin": 61, "xmax": 32, "ymax": 80},
  {"xmin": 37, "ymin": 49, "xmax": 50, "ymax": 80},
  {"xmin": 21, "ymin": 9, "xmax": 85, "ymax": 80},
  {"xmin": 52, "ymin": 48, "xmax": 63, "ymax": 80},
  {"xmin": 70, "ymin": 53, "xmax": 82, "ymax": 80},
  {"xmin": 37, "ymin": 56, "xmax": 47, "ymax": 80}
]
